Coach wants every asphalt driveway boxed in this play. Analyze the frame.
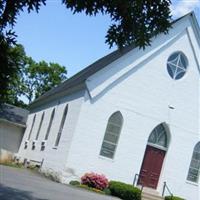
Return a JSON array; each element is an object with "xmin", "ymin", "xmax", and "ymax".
[{"xmin": 0, "ymin": 165, "xmax": 118, "ymax": 200}]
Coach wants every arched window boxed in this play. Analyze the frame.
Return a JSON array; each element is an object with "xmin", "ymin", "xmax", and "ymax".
[
  {"xmin": 45, "ymin": 108, "xmax": 55, "ymax": 140},
  {"xmin": 35, "ymin": 112, "xmax": 45, "ymax": 140},
  {"xmin": 100, "ymin": 111, "xmax": 123, "ymax": 159},
  {"xmin": 28, "ymin": 114, "xmax": 36, "ymax": 140},
  {"xmin": 148, "ymin": 124, "xmax": 168, "ymax": 148},
  {"xmin": 55, "ymin": 105, "xmax": 68, "ymax": 146},
  {"xmin": 187, "ymin": 142, "xmax": 200, "ymax": 183}
]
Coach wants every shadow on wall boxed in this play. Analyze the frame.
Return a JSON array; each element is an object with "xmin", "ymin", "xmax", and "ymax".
[{"xmin": 0, "ymin": 184, "xmax": 48, "ymax": 200}]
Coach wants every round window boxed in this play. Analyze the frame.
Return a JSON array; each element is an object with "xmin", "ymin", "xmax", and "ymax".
[{"xmin": 167, "ymin": 51, "xmax": 188, "ymax": 80}]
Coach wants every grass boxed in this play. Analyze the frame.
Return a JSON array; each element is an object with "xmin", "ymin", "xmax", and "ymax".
[
  {"xmin": 76, "ymin": 184, "xmax": 106, "ymax": 195},
  {"xmin": 0, "ymin": 160, "xmax": 24, "ymax": 168},
  {"xmin": 69, "ymin": 181, "xmax": 111, "ymax": 196}
]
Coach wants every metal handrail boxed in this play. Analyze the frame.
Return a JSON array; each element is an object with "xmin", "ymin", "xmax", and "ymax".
[
  {"xmin": 133, "ymin": 173, "xmax": 139, "ymax": 186},
  {"xmin": 133, "ymin": 173, "xmax": 144, "ymax": 192},
  {"xmin": 134, "ymin": 174, "xmax": 174, "ymax": 199},
  {"xmin": 162, "ymin": 181, "xmax": 173, "ymax": 199}
]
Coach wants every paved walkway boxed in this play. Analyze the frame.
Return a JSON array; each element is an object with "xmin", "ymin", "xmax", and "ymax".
[{"xmin": 0, "ymin": 165, "xmax": 117, "ymax": 200}]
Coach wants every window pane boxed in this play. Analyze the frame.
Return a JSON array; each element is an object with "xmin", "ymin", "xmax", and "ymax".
[
  {"xmin": 35, "ymin": 112, "xmax": 45, "ymax": 140},
  {"xmin": 194, "ymin": 143, "xmax": 200, "ymax": 151},
  {"xmin": 187, "ymin": 168, "xmax": 198, "ymax": 182},
  {"xmin": 193, "ymin": 152, "xmax": 200, "ymax": 160},
  {"xmin": 167, "ymin": 51, "xmax": 188, "ymax": 80},
  {"xmin": 104, "ymin": 133, "xmax": 118, "ymax": 144},
  {"xmin": 45, "ymin": 109, "xmax": 55, "ymax": 140},
  {"xmin": 28, "ymin": 114, "xmax": 36, "ymax": 140},
  {"xmin": 190, "ymin": 159, "xmax": 200, "ymax": 169},
  {"xmin": 107, "ymin": 123, "xmax": 121, "ymax": 134},
  {"xmin": 148, "ymin": 130, "xmax": 157, "ymax": 143},
  {"xmin": 100, "ymin": 142, "xmax": 116, "ymax": 158},
  {"xmin": 99, "ymin": 112, "xmax": 123, "ymax": 159},
  {"xmin": 100, "ymin": 148, "xmax": 114, "ymax": 159},
  {"xmin": 55, "ymin": 105, "xmax": 68, "ymax": 146},
  {"xmin": 148, "ymin": 124, "xmax": 167, "ymax": 148},
  {"xmin": 102, "ymin": 141, "xmax": 116, "ymax": 151},
  {"xmin": 187, "ymin": 142, "xmax": 200, "ymax": 183},
  {"xmin": 109, "ymin": 114, "xmax": 123, "ymax": 125}
]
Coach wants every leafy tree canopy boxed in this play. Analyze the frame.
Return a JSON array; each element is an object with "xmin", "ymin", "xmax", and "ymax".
[
  {"xmin": 0, "ymin": 0, "xmax": 172, "ymax": 105},
  {"xmin": 5, "ymin": 44, "xmax": 67, "ymax": 108}
]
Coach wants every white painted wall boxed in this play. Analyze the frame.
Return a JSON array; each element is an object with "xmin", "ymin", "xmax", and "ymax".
[
  {"xmin": 17, "ymin": 14, "xmax": 200, "ymax": 200},
  {"xmin": 0, "ymin": 122, "xmax": 24, "ymax": 161},
  {"xmin": 65, "ymin": 19, "xmax": 200, "ymax": 200},
  {"xmin": 17, "ymin": 90, "xmax": 84, "ymax": 174}
]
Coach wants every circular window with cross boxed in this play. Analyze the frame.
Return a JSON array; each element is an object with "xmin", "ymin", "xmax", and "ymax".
[{"xmin": 167, "ymin": 51, "xmax": 188, "ymax": 80}]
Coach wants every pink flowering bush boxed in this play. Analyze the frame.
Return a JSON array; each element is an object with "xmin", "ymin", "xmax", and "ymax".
[{"xmin": 81, "ymin": 172, "xmax": 109, "ymax": 190}]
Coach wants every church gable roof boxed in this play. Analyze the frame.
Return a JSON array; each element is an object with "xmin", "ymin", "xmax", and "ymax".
[{"xmin": 30, "ymin": 12, "xmax": 199, "ymax": 108}]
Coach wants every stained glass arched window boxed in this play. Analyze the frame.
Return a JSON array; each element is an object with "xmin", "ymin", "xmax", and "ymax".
[
  {"xmin": 187, "ymin": 142, "xmax": 200, "ymax": 183},
  {"xmin": 100, "ymin": 111, "xmax": 123, "ymax": 159},
  {"xmin": 148, "ymin": 124, "xmax": 168, "ymax": 148},
  {"xmin": 167, "ymin": 51, "xmax": 188, "ymax": 80}
]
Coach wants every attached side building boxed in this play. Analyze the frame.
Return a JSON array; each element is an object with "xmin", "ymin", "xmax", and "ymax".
[{"xmin": 0, "ymin": 104, "xmax": 29, "ymax": 162}]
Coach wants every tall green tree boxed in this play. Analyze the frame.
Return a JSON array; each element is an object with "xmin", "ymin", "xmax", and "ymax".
[
  {"xmin": 0, "ymin": 0, "xmax": 46, "ymax": 104},
  {"xmin": 0, "ymin": 0, "xmax": 172, "ymax": 104},
  {"xmin": 22, "ymin": 58, "xmax": 67, "ymax": 103},
  {"xmin": 5, "ymin": 44, "xmax": 67, "ymax": 107},
  {"xmin": 2, "ymin": 44, "xmax": 27, "ymax": 107}
]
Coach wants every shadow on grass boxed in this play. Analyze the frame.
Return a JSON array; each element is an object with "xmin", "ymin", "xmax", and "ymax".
[{"xmin": 0, "ymin": 184, "xmax": 48, "ymax": 200}]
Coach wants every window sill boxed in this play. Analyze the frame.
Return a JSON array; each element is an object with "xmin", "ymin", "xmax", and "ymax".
[
  {"xmin": 98, "ymin": 155, "xmax": 115, "ymax": 162},
  {"xmin": 185, "ymin": 181, "xmax": 199, "ymax": 186},
  {"xmin": 52, "ymin": 146, "xmax": 58, "ymax": 150}
]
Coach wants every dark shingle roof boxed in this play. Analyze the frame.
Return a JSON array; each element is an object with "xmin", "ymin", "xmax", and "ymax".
[{"xmin": 0, "ymin": 104, "xmax": 29, "ymax": 126}]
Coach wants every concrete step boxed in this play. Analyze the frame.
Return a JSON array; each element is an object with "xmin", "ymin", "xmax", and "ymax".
[
  {"xmin": 142, "ymin": 193, "xmax": 164, "ymax": 200},
  {"xmin": 141, "ymin": 187, "xmax": 164, "ymax": 200}
]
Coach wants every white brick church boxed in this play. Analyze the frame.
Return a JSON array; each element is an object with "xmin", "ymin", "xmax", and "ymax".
[{"xmin": 17, "ymin": 12, "xmax": 200, "ymax": 200}]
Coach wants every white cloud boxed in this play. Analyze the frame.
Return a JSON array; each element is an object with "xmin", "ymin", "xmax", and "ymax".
[{"xmin": 171, "ymin": 0, "xmax": 200, "ymax": 18}]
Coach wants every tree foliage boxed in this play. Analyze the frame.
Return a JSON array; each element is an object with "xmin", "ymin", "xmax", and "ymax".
[
  {"xmin": 22, "ymin": 58, "xmax": 67, "ymax": 103},
  {"xmin": 0, "ymin": 0, "xmax": 46, "ymax": 104},
  {"xmin": 0, "ymin": 0, "xmax": 172, "ymax": 105},
  {"xmin": 5, "ymin": 45, "xmax": 67, "ymax": 107},
  {"xmin": 64, "ymin": 0, "xmax": 172, "ymax": 48}
]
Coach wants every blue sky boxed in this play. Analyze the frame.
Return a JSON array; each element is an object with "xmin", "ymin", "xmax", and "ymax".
[{"xmin": 14, "ymin": 0, "xmax": 200, "ymax": 77}]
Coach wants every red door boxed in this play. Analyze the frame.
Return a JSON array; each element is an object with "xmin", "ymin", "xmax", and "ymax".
[{"xmin": 138, "ymin": 145, "xmax": 165, "ymax": 189}]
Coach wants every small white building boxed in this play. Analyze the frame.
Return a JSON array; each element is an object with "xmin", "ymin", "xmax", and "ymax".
[
  {"xmin": 0, "ymin": 104, "xmax": 29, "ymax": 162},
  {"xmin": 17, "ymin": 12, "xmax": 200, "ymax": 200}
]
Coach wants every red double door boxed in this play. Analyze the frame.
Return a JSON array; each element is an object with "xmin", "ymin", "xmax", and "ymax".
[{"xmin": 138, "ymin": 145, "xmax": 166, "ymax": 189}]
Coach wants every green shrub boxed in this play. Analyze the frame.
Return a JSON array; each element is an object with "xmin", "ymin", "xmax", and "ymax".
[
  {"xmin": 103, "ymin": 188, "xmax": 111, "ymax": 195},
  {"xmin": 165, "ymin": 196, "xmax": 184, "ymax": 200},
  {"xmin": 109, "ymin": 181, "xmax": 141, "ymax": 200},
  {"xmin": 69, "ymin": 180, "xmax": 80, "ymax": 186}
]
